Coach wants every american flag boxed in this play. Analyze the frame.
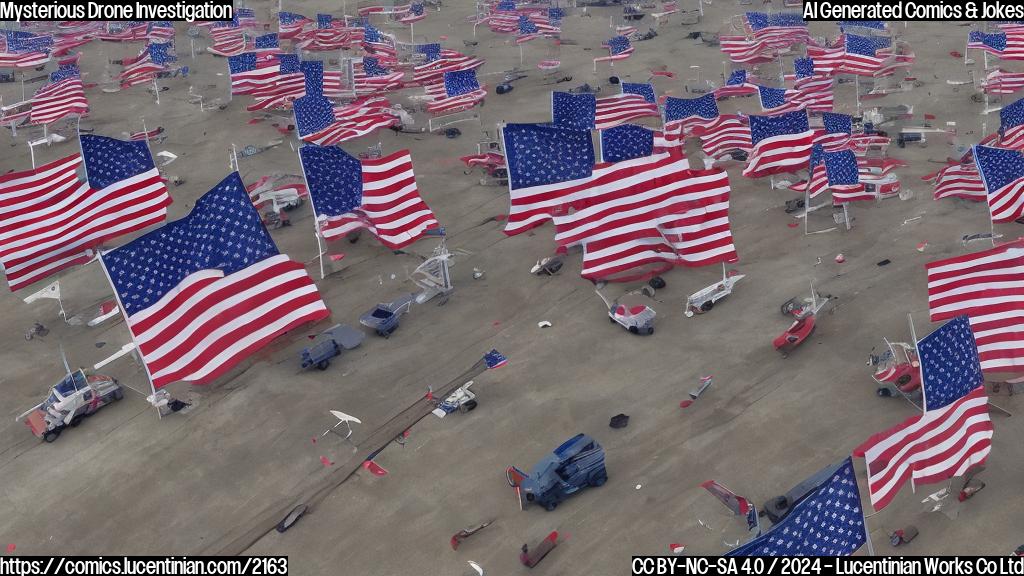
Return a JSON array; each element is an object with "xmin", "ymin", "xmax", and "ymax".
[
  {"xmin": 295, "ymin": 14, "xmax": 364, "ymax": 51},
  {"xmin": 743, "ymin": 111, "xmax": 814, "ymax": 178},
  {"xmin": 400, "ymin": 3, "xmax": 427, "ymax": 24},
  {"xmin": 719, "ymin": 35, "xmax": 775, "ymax": 64},
  {"xmin": 968, "ymin": 31, "xmax": 1024, "ymax": 60},
  {"xmin": 228, "ymin": 51, "xmax": 281, "ymax": 95},
  {"xmin": 824, "ymin": 149, "xmax": 869, "ymax": 204},
  {"xmin": 839, "ymin": 20, "xmax": 886, "ymax": 31},
  {"xmin": 745, "ymin": 11, "xmax": 809, "ymax": 48},
  {"xmin": 487, "ymin": 0, "xmax": 521, "ymax": 33},
  {"xmin": 246, "ymin": 54, "xmax": 305, "ymax": 111},
  {"xmin": 758, "ymin": 85, "xmax": 804, "ymax": 116},
  {"xmin": 118, "ymin": 42, "xmax": 176, "ymax": 89},
  {"xmin": 295, "ymin": 95, "xmax": 397, "ymax": 145},
  {"xmin": 412, "ymin": 49, "xmax": 484, "ymax": 85},
  {"xmin": 926, "ymin": 238, "xmax": 1024, "ymax": 372},
  {"xmin": 919, "ymin": 315, "xmax": 985, "ymax": 410},
  {"xmin": 130, "ymin": 126, "xmax": 163, "ymax": 142},
  {"xmin": 982, "ymin": 69, "xmax": 1024, "ymax": 95},
  {"xmin": 516, "ymin": 15, "xmax": 542, "ymax": 44},
  {"xmin": 715, "ymin": 69, "xmax": 758, "ymax": 99},
  {"xmin": 279, "ymin": 11, "xmax": 313, "ymax": 39},
  {"xmin": 501, "ymin": 123, "xmax": 595, "ymax": 234},
  {"xmin": 552, "ymin": 91, "xmax": 596, "ymax": 130},
  {"xmin": 726, "ymin": 458, "xmax": 866, "ymax": 557},
  {"xmin": 927, "ymin": 163, "xmax": 986, "ymax": 201},
  {"xmin": 363, "ymin": 24, "xmax": 397, "ymax": 60},
  {"xmin": 973, "ymin": 144, "xmax": 1024, "ymax": 222},
  {"xmin": 426, "ymin": 70, "xmax": 486, "ymax": 114},
  {"xmin": 51, "ymin": 32, "xmax": 95, "ymax": 57},
  {"xmin": 484, "ymin": 349, "xmax": 508, "ymax": 369},
  {"xmin": 697, "ymin": 115, "xmax": 751, "ymax": 159},
  {"xmin": 600, "ymin": 124, "xmax": 680, "ymax": 162},
  {"xmin": 999, "ymin": 97, "xmax": 1024, "ymax": 149},
  {"xmin": 252, "ymin": 33, "xmax": 281, "ymax": 58},
  {"xmin": 790, "ymin": 58, "xmax": 834, "ymax": 111},
  {"xmin": 236, "ymin": 7, "xmax": 260, "ymax": 27},
  {"xmin": 0, "ymin": 146, "xmax": 168, "ymax": 291},
  {"xmin": 805, "ymin": 35, "xmax": 845, "ymax": 76},
  {"xmin": 147, "ymin": 21, "xmax": 175, "ymax": 41},
  {"xmin": 0, "ymin": 31, "xmax": 52, "ymax": 68},
  {"xmin": 30, "ymin": 65, "xmax": 88, "ymax": 125},
  {"xmin": 595, "ymin": 36, "xmax": 634, "ymax": 65},
  {"xmin": 839, "ymin": 34, "xmax": 914, "ymax": 77},
  {"xmin": 353, "ymin": 57, "xmax": 405, "ymax": 94},
  {"xmin": 208, "ymin": 22, "xmax": 248, "ymax": 57},
  {"xmin": 789, "ymin": 144, "xmax": 828, "ymax": 198},
  {"xmin": 96, "ymin": 21, "xmax": 148, "ymax": 42},
  {"xmin": 299, "ymin": 145, "xmax": 439, "ymax": 248},
  {"xmin": 552, "ymin": 156, "xmax": 737, "ymax": 281},
  {"xmin": 102, "ymin": 172, "xmax": 329, "ymax": 389},
  {"xmin": 854, "ymin": 386, "xmax": 992, "ymax": 511},
  {"xmin": 664, "ymin": 93, "xmax": 724, "ymax": 135},
  {"xmin": 595, "ymin": 84, "xmax": 661, "ymax": 129}
]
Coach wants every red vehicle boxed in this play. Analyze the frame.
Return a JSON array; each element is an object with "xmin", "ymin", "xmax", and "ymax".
[
  {"xmin": 868, "ymin": 341, "xmax": 922, "ymax": 398},
  {"xmin": 773, "ymin": 284, "xmax": 833, "ymax": 357}
]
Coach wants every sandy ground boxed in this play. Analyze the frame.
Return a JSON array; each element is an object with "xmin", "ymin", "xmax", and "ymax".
[{"xmin": 1, "ymin": 1, "xmax": 1022, "ymax": 573}]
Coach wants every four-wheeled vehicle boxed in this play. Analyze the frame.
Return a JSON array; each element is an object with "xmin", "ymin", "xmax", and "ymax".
[
  {"xmin": 360, "ymin": 294, "xmax": 416, "ymax": 338},
  {"xmin": 595, "ymin": 287, "xmax": 656, "ymax": 335},
  {"xmin": 17, "ymin": 370, "xmax": 123, "ymax": 443},
  {"xmin": 300, "ymin": 324, "xmax": 365, "ymax": 370},
  {"xmin": 685, "ymin": 264, "xmax": 745, "ymax": 317},
  {"xmin": 774, "ymin": 284, "xmax": 834, "ymax": 357},
  {"xmin": 506, "ymin": 433, "xmax": 608, "ymax": 511},
  {"xmin": 868, "ymin": 340, "xmax": 922, "ymax": 398}
]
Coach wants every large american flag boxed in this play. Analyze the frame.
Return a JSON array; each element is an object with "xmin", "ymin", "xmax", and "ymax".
[
  {"xmin": 594, "ymin": 83, "xmax": 660, "ymax": 129},
  {"xmin": 790, "ymin": 58, "xmax": 835, "ymax": 111},
  {"xmin": 715, "ymin": 69, "xmax": 758, "ymax": 99},
  {"xmin": 299, "ymin": 145, "xmax": 439, "ymax": 248},
  {"xmin": 927, "ymin": 163, "xmax": 986, "ymax": 201},
  {"xmin": 0, "ymin": 31, "xmax": 52, "ymax": 68},
  {"xmin": 743, "ymin": 111, "xmax": 814, "ymax": 178},
  {"xmin": 246, "ymin": 54, "xmax": 305, "ymax": 111},
  {"xmin": 0, "ymin": 138, "xmax": 170, "ymax": 291},
  {"xmin": 595, "ymin": 36, "xmax": 634, "ymax": 65},
  {"xmin": 696, "ymin": 115, "xmax": 751, "ymax": 159},
  {"xmin": 972, "ymin": 144, "xmax": 1024, "ymax": 222},
  {"xmin": 551, "ymin": 156, "xmax": 737, "ymax": 281},
  {"xmin": 426, "ymin": 70, "xmax": 486, "ymax": 114},
  {"xmin": 30, "ymin": 65, "xmax": 88, "ymax": 125},
  {"xmin": 228, "ymin": 51, "xmax": 282, "ymax": 95},
  {"xmin": 999, "ymin": 97, "xmax": 1024, "ymax": 149},
  {"xmin": 295, "ymin": 14, "xmax": 364, "ymax": 51},
  {"xmin": 926, "ymin": 239, "xmax": 1024, "ymax": 372},
  {"xmin": 727, "ymin": 458, "xmax": 866, "ymax": 556},
  {"xmin": 968, "ymin": 31, "xmax": 1024, "ymax": 60},
  {"xmin": 919, "ymin": 315, "xmax": 985, "ymax": 410},
  {"xmin": 118, "ymin": 42, "xmax": 176, "ymax": 89},
  {"xmin": 855, "ymin": 383, "xmax": 992, "ymax": 511},
  {"xmin": 839, "ymin": 34, "xmax": 914, "ymax": 77},
  {"xmin": 745, "ymin": 11, "xmax": 809, "ymax": 49},
  {"xmin": 412, "ymin": 49, "xmax": 485, "ymax": 85},
  {"xmin": 824, "ymin": 149, "xmax": 869, "ymax": 204},
  {"xmin": 719, "ymin": 35, "xmax": 774, "ymax": 64},
  {"xmin": 982, "ymin": 68, "xmax": 1024, "ymax": 95},
  {"xmin": 295, "ymin": 95, "xmax": 397, "ymax": 145},
  {"xmin": 102, "ymin": 173, "xmax": 329, "ymax": 389}
]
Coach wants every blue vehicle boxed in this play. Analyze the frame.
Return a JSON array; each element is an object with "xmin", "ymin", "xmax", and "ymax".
[{"xmin": 506, "ymin": 434, "xmax": 607, "ymax": 511}]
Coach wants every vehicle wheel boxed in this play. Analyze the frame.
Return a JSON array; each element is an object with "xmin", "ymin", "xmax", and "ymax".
[
  {"xmin": 895, "ymin": 374, "xmax": 911, "ymax": 387},
  {"xmin": 609, "ymin": 316, "xmax": 616, "ymax": 323},
  {"xmin": 544, "ymin": 501, "xmax": 557, "ymax": 511},
  {"xmin": 113, "ymin": 388, "xmax": 124, "ymax": 401},
  {"xmin": 317, "ymin": 360, "xmax": 330, "ymax": 370},
  {"xmin": 700, "ymin": 301, "xmax": 714, "ymax": 312},
  {"xmin": 43, "ymin": 429, "xmax": 60, "ymax": 443},
  {"xmin": 463, "ymin": 399, "xmax": 478, "ymax": 412},
  {"xmin": 589, "ymin": 470, "xmax": 607, "ymax": 487},
  {"xmin": 628, "ymin": 326, "xmax": 638, "ymax": 334},
  {"xmin": 877, "ymin": 387, "xmax": 892, "ymax": 397},
  {"xmin": 69, "ymin": 415, "xmax": 83, "ymax": 428},
  {"xmin": 647, "ymin": 327, "xmax": 654, "ymax": 335}
]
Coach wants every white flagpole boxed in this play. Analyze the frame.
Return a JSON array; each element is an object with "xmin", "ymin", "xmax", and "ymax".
[
  {"xmin": 96, "ymin": 250, "xmax": 162, "ymax": 418},
  {"xmin": 231, "ymin": 142, "xmax": 240, "ymax": 172},
  {"xmin": 854, "ymin": 459, "xmax": 876, "ymax": 556},
  {"xmin": 908, "ymin": 313, "xmax": 927, "ymax": 413},
  {"xmin": 153, "ymin": 76, "xmax": 160, "ymax": 105},
  {"xmin": 295, "ymin": 145, "xmax": 327, "ymax": 279},
  {"xmin": 141, "ymin": 118, "xmax": 151, "ymax": 154}
]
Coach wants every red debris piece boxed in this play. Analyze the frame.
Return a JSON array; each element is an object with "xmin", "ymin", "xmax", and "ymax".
[
  {"xmin": 320, "ymin": 456, "xmax": 333, "ymax": 467},
  {"xmin": 950, "ymin": 50, "xmax": 963, "ymax": 58},
  {"xmin": 680, "ymin": 400, "xmax": 694, "ymax": 409},
  {"xmin": 6, "ymin": 544, "xmax": 14, "ymax": 554},
  {"xmin": 363, "ymin": 460, "xmax": 388, "ymax": 476},
  {"xmin": 787, "ymin": 222, "xmax": 799, "ymax": 228}
]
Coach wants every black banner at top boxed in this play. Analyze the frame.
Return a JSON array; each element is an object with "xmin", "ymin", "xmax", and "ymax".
[
  {"xmin": 802, "ymin": 0, "xmax": 1024, "ymax": 21},
  {"xmin": 0, "ymin": 1, "xmax": 234, "ymax": 23}
]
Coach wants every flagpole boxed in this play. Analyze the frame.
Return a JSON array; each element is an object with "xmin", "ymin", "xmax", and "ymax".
[
  {"xmin": 96, "ymin": 249, "xmax": 162, "ymax": 418},
  {"xmin": 854, "ymin": 458, "xmax": 876, "ymax": 556},
  {"xmin": 908, "ymin": 312, "xmax": 927, "ymax": 413},
  {"xmin": 231, "ymin": 142, "xmax": 240, "ymax": 172},
  {"xmin": 141, "ymin": 118, "xmax": 151, "ymax": 154},
  {"xmin": 295, "ymin": 145, "xmax": 327, "ymax": 279}
]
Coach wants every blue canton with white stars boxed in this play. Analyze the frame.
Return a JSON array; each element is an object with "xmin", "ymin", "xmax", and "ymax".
[
  {"xmin": 229, "ymin": 53, "xmax": 257, "ymax": 74},
  {"xmin": 279, "ymin": 12, "xmax": 307, "ymax": 25},
  {"xmin": 502, "ymin": 123, "xmax": 594, "ymax": 190},
  {"xmin": 364, "ymin": 24, "xmax": 386, "ymax": 44},
  {"xmin": 409, "ymin": 3, "xmax": 424, "ymax": 16},
  {"xmin": 1001, "ymin": 96, "xmax": 1024, "ymax": 134},
  {"xmin": 6, "ymin": 31, "xmax": 52, "ymax": 53},
  {"xmin": 317, "ymin": 14, "xmax": 333, "ymax": 29},
  {"xmin": 726, "ymin": 69, "xmax": 748, "ymax": 85},
  {"xmin": 840, "ymin": 20, "xmax": 886, "ymax": 30},
  {"xmin": 727, "ymin": 458, "xmax": 866, "ymax": 557},
  {"xmin": 294, "ymin": 94, "xmax": 336, "ymax": 135},
  {"xmin": 418, "ymin": 43, "xmax": 441, "ymax": 61},
  {"xmin": 809, "ymin": 143, "xmax": 824, "ymax": 170},
  {"xmin": 846, "ymin": 33, "xmax": 891, "ymax": 56},
  {"xmin": 299, "ymin": 59, "xmax": 324, "ymax": 97},
  {"xmin": 277, "ymin": 54, "xmax": 300, "ymax": 74},
  {"xmin": 974, "ymin": 144, "xmax": 1024, "ymax": 192},
  {"xmin": 607, "ymin": 36, "xmax": 631, "ymax": 55},
  {"xmin": 918, "ymin": 315, "xmax": 983, "ymax": 411},
  {"xmin": 795, "ymin": 57, "xmax": 814, "ymax": 79},
  {"xmin": 255, "ymin": 33, "xmax": 279, "ymax": 49},
  {"xmin": 80, "ymin": 135, "xmax": 155, "ymax": 191},
  {"xmin": 759, "ymin": 86, "xmax": 790, "ymax": 109},
  {"xmin": 664, "ymin": 93, "xmax": 719, "ymax": 122},
  {"xmin": 823, "ymin": 112, "xmax": 851, "ymax": 135},
  {"xmin": 622, "ymin": 82, "xmax": 656, "ymax": 103},
  {"xmin": 103, "ymin": 172, "xmax": 279, "ymax": 316},
  {"xmin": 970, "ymin": 31, "xmax": 1007, "ymax": 52},
  {"xmin": 148, "ymin": 42, "xmax": 176, "ymax": 66},
  {"xmin": 48, "ymin": 64, "xmax": 80, "ymax": 84},
  {"xmin": 443, "ymin": 69, "xmax": 480, "ymax": 97},
  {"xmin": 824, "ymin": 149, "xmax": 859, "ymax": 186},
  {"xmin": 552, "ymin": 91, "xmax": 597, "ymax": 130},
  {"xmin": 750, "ymin": 111, "xmax": 809, "ymax": 145},
  {"xmin": 363, "ymin": 57, "xmax": 392, "ymax": 77},
  {"xmin": 519, "ymin": 15, "xmax": 539, "ymax": 36},
  {"xmin": 299, "ymin": 145, "xmax": 364, "ymax": 217},
  {"xmin": 484, "ymin": 349, "xmax": 508, "ymax": 369},
  {"xmin": 549, "ymin": 7, "xmax": 565, "ymax": 25},
  {"xmin": 601, "ymin": 124, "xmax": 653, "ymax": 163}
]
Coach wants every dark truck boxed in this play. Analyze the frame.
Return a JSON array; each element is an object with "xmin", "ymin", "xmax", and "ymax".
[{"xmin": 506, "ymin": 434, "xmax": 607, "ymax": 511}]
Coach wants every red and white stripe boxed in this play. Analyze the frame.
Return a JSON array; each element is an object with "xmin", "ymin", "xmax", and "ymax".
[
  {"xmin": 789, "ymin": 162, "xmax": 829, "ymax": 199},
  {"xmin": 246, "ymin": 70, "xmax": 306, "ymax": 111},
  {"xmin": 295, "ymin": 28, "xmax": 364, "ymax": 51},
  {"xmin": 317, "ymin": 150, "xmax": 439, "ymax": 249},
  {"xmin": 928, "ymin": 163, "xmax": 986, "ymax": 201},
  {"xmin": 412, "ymin": 51, "xmax": 485, "ymax": 85},
  {"xmin": 854, "ymin": 386, "xmax": 992, "ymax": 511},
  {"xmin": 425, "ymin": 83, "xmax": 487, "ymax": 115},
  {"xmin": 927, "ymin": 238, "xmax": 1024, "ymax": 372},
  {"xmin": 118, "ymin": 51, "xmax": 164, "ymax": 89},
  {"xmin": 695, "ymin": 115, "xmax": 752, "ymax": 159},
  {"xmin": 0, "ymin": 155, "xmax": 170, "ymax": 291},
  {"xmin": 97, "ymin": 22, "xmax": 147, "ymax": 42},
  {"xmin": 353, "ymin": 63, "xmax": 405, "ymax": 95},
  {"xmin": 594, "ymin": 93, "xmax": 660, "ymax": 130},
  {"xmin": 0, "ymin": 50, "xmax": 50, "ymax": 68},
  {"xmin": 806, "ymin": 40, "xmax": 845, "ymax": 76},
  {"xmin": 831, "ymin": 183, "xmax": 871, "ymax": 204},
  {"xmin": 1, "ymin": 100, "xmax": 32, "ymax": 127},
  {"xmin": 594, "ymin": 44, "xmax": 634, "ymax": 65},
  {"xmin": 551, "ymin": 157, "xmax": 737, "ymax": 281},
  {"xmin": 742, "ymin": 127, "xmax": 815, "ymax": 178},
  {"xmin": 719, "ymin": 36, "xmax": 773, "ymax": 64},
  {"xmin": 760, "ymin": 90, "xmax": 806, "ymax": 116},
  {"xmin": 207, "ymin": 28, "xmax": 249, "ymax": 57},
  {"xmin": 230, "ymin": 57, "xmax": 281, "ymax": 94},
  {"xmin": 52, "ymin": 35, "xmax": 93, "ymax": 56},
  {"xmin": 29, "ymin": 78, "xmax": 88, "ymax": 125},
  {"xmin": 129, "ymin": 127, "xmax": 163, "ymax": 142},
  {"xmin": 125, "ymin": 254, "xmax": 329, "ymax": 388},
  {"xmin": 299, "ymin": 99, "xmax": 398, "ymax": 145},
  {"xmin": 982, "ymin": 69, "xmax": 1024, "ymax": 95},
  {"xmin": 792, "ymin": 75, "xmax": 835, "ymax": 111}
]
